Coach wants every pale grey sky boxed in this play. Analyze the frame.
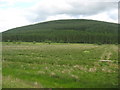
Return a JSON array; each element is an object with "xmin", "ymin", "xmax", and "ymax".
[{"xmin": 0, "ymin": 0, "xmax": 119, "ymax": 32}]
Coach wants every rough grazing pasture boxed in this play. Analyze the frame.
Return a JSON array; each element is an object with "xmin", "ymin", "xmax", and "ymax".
[{"xmin": 2, "ymin": 42, "xmax": 118, "ymax": 88}]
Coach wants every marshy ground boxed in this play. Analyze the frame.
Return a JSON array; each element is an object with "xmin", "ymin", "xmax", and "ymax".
[{"xmin": 2, "ymin": 42, "xmax": 118, "ymax": 88}]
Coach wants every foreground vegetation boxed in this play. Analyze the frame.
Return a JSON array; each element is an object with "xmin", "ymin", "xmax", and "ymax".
[{"xmin": 2, "ymin": 42, "xmax": 118, "ymax": 88}]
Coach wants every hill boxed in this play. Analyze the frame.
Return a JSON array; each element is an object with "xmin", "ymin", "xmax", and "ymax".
[{"xmin": 2, "ymin": 19, "xmax": 118, "ymax": 44}]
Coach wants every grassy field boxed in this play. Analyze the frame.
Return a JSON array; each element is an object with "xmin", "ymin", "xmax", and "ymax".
[{"xmin": 2, "ymin": 42, "xmax": 118, "ymax": 88}]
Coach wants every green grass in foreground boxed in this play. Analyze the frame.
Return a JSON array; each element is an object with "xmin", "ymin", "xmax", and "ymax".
[{"xmin": 2, "ymin": 42, "xmax": 118, "ymax": 88}]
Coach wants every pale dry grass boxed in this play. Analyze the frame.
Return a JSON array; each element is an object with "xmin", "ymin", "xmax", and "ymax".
[{"xmin": 3, "ymin": 76, "xmax": 42, "ymax": 88}]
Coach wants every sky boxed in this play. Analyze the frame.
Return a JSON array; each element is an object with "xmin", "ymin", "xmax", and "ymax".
[{"xmin": 0, "ymin": 0, "xmax": 119, "ymax": 32}]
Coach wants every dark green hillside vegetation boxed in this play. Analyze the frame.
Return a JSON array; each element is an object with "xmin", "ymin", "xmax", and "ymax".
[{"xmin": 2, "ymin": 19, "xmax": 118, "ymax": 44}]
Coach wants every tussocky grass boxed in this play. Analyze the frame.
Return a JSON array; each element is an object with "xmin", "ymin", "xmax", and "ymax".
[{"xmin": 2, "ymin": 42, "xmax": 118, "ymax": 88}]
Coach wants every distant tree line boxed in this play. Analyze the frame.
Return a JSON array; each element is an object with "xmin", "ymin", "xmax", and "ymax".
[
  {"xmin": 2, "ymin": 30, "xmax": 118, "ymax": 44},
  {"xmin": 2, "ymin": 19, "xmax": 118, "ymax": 44}
]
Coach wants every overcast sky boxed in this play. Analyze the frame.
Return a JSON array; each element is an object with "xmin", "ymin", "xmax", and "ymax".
[{"xmin": 0, "ymin": 0, "xmax": 119, "ymax": 32}]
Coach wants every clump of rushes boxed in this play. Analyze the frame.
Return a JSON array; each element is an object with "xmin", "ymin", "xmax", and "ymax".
[
  {"xmin": 17, "ymin": 41, "xmax": 21, "ymax": 44},
  {"xmin": 44, "ymin": 40, "xmax": 52, "ymax": 44},
  {"xmin": 33, "ymin": 41, "xmax": 36, "ymax": 44},
  {"xmin": 12, "ymin": 41, "xmax": 16, "ymax": 44},
  {"xmin": 6, "ymin": 40, "xmax": 10, "ymax": 45}
]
